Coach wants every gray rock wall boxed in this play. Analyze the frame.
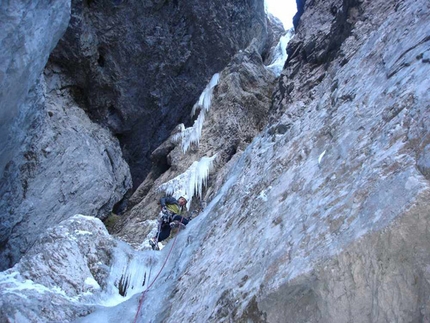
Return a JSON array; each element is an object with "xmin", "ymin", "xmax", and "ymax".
[
  {"xmin": 0, "ymin": 0, "xmax": 71, "ymax": 179},
  {"xmin": 0, "ymin": 66, "xmax": 132, "ymax": 270},
  {"xmin": 257, "ymin": 193, "xmax": 430, "ymax": 322},
  {"xmin": 49, "ymin": 0, "xmax": 269, "ymax": 188}
]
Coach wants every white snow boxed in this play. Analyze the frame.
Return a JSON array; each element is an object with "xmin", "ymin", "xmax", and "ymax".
[
  {"xmin": 75, "ymin": 230, "xmax": 93, "ymax": 235},
  {"xmin": 258, "ymin": 186, "xmax": 272, "ymax": 201},
  {"xmin": 0, "ymin": 270, "xmax": 68, "ymax": 298},
  {"xmin": 84, "ymin": 277, "xmax": 100, "ymax": 290},
  {"xmin": 158, "ymin": 154, "xmax": 217, "ymax": 207},
  {"xmin": 74, "ymin": 214, "xmax": 96, "ymax": 221},
  {"xmin": 173, "ymin": 73, "xmax": 219, "ymax": 153}
]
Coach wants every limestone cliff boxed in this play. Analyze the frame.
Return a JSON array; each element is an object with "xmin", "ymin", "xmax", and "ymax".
[
  {"xmin": 0, "ymin": 1, "xmax": 70, "ymax": 178},
  {"xmin": 115, "ymin": 0, "xmax": 430, "ymax": 321},
  {"xmin": 0, "ymin": 67, "xmax": 132, "ymax": 270}
]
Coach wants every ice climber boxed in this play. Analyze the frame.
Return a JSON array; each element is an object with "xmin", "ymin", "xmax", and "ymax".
[{"xmin": 149, "ymin": 195, "xmax": 189, "ymax": 250}]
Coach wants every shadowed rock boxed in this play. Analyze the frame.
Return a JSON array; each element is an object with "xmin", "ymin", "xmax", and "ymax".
[{"xmin": 49, "ymin": 0, "xmax": 270, "ymax": 188}]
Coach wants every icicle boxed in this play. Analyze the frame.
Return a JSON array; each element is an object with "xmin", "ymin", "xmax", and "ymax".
[
  {"xmin": 158, "ymin": 154, "xmax": 217, "ymax": 207},
  {"xmin": 174, "ymin": 73, "xmax": 220, "ymax": 153},
  {"xmin": 191, "ymin": 73, "xmax": 220, "ymax": 117}
]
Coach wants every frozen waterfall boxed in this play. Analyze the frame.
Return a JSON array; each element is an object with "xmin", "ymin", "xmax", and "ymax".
[{"xmin": 266, "ymin": 29, "xmax": 294, "ymax": 76}]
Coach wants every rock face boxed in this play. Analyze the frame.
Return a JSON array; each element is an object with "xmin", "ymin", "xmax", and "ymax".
[
  {"xmin": 0, "ymin": 214, "xmax": 169, "ymax": 323},
  {"xmin": 49, "ymin": 0, "xmax": 270, "ymax": 188},
  {"xmin": 157, "ymin": 0, "xmax": 430, "ymax": 322},
  {"xmin": 0, "ymin": 66, "xmax": 132, "ymax": 270},
  {"xmin": 0, "ymin": 0, "xmax": 70, "ymax": 179},
  {"xmin": 0, "ymin": 0, "xmax": 271, "ymax": 270}
]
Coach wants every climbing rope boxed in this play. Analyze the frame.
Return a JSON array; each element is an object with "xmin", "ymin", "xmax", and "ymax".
[{"xmin": 132, "ymin": 217, "xmax": 184, "ymax": 323}]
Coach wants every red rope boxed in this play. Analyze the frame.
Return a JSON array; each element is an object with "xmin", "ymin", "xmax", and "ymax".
[{"xmin": 132, "ymin": 217, "xmax": 184, "ymax": 323}]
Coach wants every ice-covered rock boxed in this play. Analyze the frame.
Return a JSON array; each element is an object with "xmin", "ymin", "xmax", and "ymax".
[
  {"xmin": 156, "ymin": 0, "xmax": 430, "ymax": 321},
  {"xmin": 266, "ymin": 29, "xmax": 294, "ymax": 76},
  {"xmin": 0, "ymin": 214, "xmax": 157, "ymax": 323},
  {"xmin": 108, "ymin": 0, "xmax": 430, "ymax": 322},
  {"xmin": 3, "ymin": 0, "xmax": 430, "ymax": 322}
]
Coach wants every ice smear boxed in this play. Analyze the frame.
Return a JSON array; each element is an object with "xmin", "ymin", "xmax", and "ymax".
[
  {"xmin": 266, "ymin": 30, "xmax": 293, "ymax": 76},
  {"xmin": 173, "ymin": 73, "xmax": 219, "ymax": 153},
  {"xmin": 74, "ymin": 240, "xmax": 165, "ymax": 323},
  {"xmin": 85, "ymin": 277, "xmax": 100, "ymax": 290},
  {"xmin": 158, "ymin": 154, "xmax": 217, "ymax": 207}
]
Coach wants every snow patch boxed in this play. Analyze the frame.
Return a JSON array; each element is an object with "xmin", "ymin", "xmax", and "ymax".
[
  {"xmin": 258, "ymin": 186, "xmax": 272, "ymax": 202},
  {"xmin": 0, "ymin": 271, "xmax": 68, "ymax": 298},
  {"xmin": 85, "ymin": 277, "xmax": 100, "ymax": 290},
  {"xmin": 74, "ymin": 214, "xmax": 96, "ymax": 221},
  {"xmin": 318, "ymin": 150, "xmax": 326, "ymax": 164},
  {"xmin": 75, "ymin": 230, "xmax": 93, "ymax": 235}
]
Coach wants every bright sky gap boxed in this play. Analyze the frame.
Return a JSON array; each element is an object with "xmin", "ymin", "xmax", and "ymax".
[{"xmin": 265, "ymin": 0, "xmax": 297, "ymax": 30}]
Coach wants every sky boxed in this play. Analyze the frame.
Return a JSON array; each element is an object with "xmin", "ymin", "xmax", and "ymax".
[{"xmin": 265, "ymin": 0, "xmax": 297, "ymax": 30}]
